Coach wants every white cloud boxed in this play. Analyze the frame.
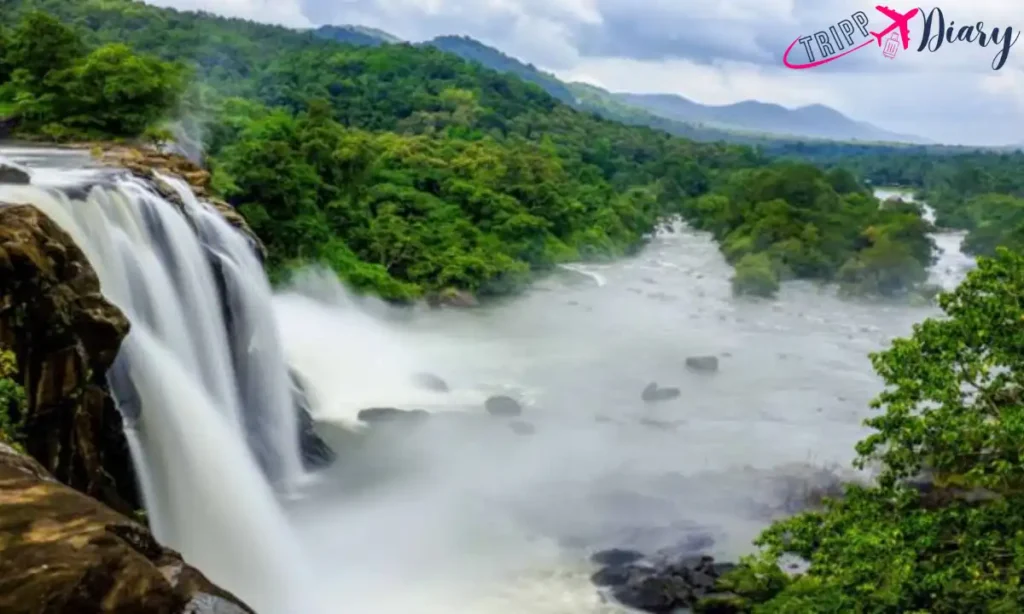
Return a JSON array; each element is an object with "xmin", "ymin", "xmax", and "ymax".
[
  {"xmin": 145, "ymin": 0, "xmax": 311, "ymax": 27},
  {"xmin": 146, "ymin": 0, "xmax": 1024, "ymax": 145}
]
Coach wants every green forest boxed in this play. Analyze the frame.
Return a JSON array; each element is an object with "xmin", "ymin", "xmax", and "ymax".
[
  {"xmin": 4, "ymin": 3, "xmax": 1024, "ymax": 612},
  {"xmin": 0, "ymin": 0, "xmax": 942, "ymax": 301},
  {"xmin": 770, "ymin": 141, "xmax": 1024, "ymax": 257}
]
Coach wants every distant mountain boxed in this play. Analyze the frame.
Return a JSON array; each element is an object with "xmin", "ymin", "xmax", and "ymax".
[
  {"xmin": 423, "ymin": 36, "xmax": 576, "ymax": 104},
  {"xmin": 314, "ymin": 25, "xmax": 402, "ymax": 46},
  {"xmin": 310, "ymin": 28, "xmax": 925, "ymax": 145},
  {"xmin": 422, "ymin": 37, "xmax": 757, "ymax": 142},
  {"xmin": 419, "ymin": 36, "xmax": 925, "ymax": 145},
  {"xmin": 567, "ymin": 82, "xmax": 756, "ymax": 143},
  {"xmin": 617, "ymin": 93, "xmax": 928, "ymax": 144}
]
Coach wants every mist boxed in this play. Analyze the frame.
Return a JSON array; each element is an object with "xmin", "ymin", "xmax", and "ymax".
[{"xmin": 265, "ymin": 217, "xmax": 959, "ymax": 612}]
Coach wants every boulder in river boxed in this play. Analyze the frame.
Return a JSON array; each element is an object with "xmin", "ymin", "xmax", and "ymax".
[
  {"xmin": 0, "ymin": 204, "xmax": 137, "ymax": 514},
  {"xmin": 412, "ymin": 372, "xmax": 449, "ymax": 393},
  {"xmin": 508, "ymin": 420, "xmax": 535, "ymax": 436},
  {"xmin": 484, "ymin": 395, "xmax": 523, "ymax": 417},
  {"xmin": 0, "ymin": 442, "xmax": 255, "ymax": 614},
  {"xmin": 591, "ymin": 551, "xmax": 743, "ymax": 613},
  {"xmin": 358, "ymin": 407, "xmax": 431, "ymax": 425},
  {"xmin": 685, "ymin": 356, "xmax": 719, "ymax": 373},
  {"xmin": 0, "ymin": 163, "xmax": 29, "ymax": 185},
  {"xmin": 641, "ymin": 382, "xmax": 681, "ymax": 402}
]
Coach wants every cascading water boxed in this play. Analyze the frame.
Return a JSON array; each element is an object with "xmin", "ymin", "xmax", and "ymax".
[{"xmin": 0, "ymin": 160, "xmax": 317, "ymax": 614}]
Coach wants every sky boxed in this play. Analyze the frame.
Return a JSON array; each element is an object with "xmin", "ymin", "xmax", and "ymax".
[{"xmin": 146, "ymin": 0, "xmax": 1024, "ymax": 146}]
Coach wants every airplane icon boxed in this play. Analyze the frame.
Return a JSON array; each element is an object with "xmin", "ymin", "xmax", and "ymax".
[{"xmin": 870, "ymin": 6, "xmax": 919, "ymax": 50}]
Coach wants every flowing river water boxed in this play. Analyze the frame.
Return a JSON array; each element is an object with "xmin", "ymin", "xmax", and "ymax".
[{"xmin": 0, "ymin": 148, "xmax": 977, "ymax": 613}]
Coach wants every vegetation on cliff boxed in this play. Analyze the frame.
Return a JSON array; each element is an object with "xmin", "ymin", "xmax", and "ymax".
[
  {"xmin": 714, "ymin": 248, "xmax": 1024, "ymax": 612},
  {"xmin": 0, "ymin": 347, "xmax": 25, "ymax": 447}
]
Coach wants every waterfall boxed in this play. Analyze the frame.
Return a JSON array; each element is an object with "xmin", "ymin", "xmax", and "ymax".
[{"xmin": 0, "ymin": 169, "xmax": 316, "ymax": 613}]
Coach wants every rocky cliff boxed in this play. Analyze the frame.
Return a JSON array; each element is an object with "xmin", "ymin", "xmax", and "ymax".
[
  {"xmin": 97, "ymin": 146, "xmax": 267, "ymax": 260},
  {"xmin": 0, "ymin": 203, "xmax": 137, "ymax": 515},
  {"xmin": 0, "ymin": 441, "xmax": 255, "ymax": 614}
]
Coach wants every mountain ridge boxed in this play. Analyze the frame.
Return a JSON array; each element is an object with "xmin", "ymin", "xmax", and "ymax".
[{"xmin": 311, "ymin": 25, "xmax": 926, "ymax": 145}]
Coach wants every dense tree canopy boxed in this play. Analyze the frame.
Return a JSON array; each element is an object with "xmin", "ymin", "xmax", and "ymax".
[
  {"xmin": 713, "ymin": 248, "xmax": 1024, "ymax": 612},
  {"xmin": 685, "ymin": 163, "xmax": 934, "ymax": 297},
  {"xmin": 0, "ymin": 11, "xmax": 183, "ymax": 139},
  {"xmin": 0, "ymin": 0, "xmax": 942, "ymax": 300}
]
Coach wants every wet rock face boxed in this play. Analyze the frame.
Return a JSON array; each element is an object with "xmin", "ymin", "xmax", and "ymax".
[
  {"xmin": 288, "ymin": 370, "xmax": 336, "ymax": 471},
  {"xmin": 0, "ymin": 204, "xmax": 137, "ymax": 514},
  {"xmin": 0, "ymin": 442, "xmax": 255, "ymax": 614}
]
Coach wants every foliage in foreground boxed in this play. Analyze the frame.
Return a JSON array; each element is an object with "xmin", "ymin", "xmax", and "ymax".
[
  {"xmin": 0, "ymin": 11, "xmax": 183, "ymax": 140},
  {"xmin": 716, "ymin": 248, "xmax": 1024, "ymax": 612},
  {"xmin": 0, "ymin": 347, "xmax": 26, "ymax": 449}
]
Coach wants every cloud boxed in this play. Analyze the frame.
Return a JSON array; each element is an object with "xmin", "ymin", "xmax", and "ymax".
[
  {"xmin": 145, "ymin": 0, "xmax": 311, "ymax": 27},
  {"xmin": 147, "ymin": 0, "xmax": 1024, "ymax": 145}
]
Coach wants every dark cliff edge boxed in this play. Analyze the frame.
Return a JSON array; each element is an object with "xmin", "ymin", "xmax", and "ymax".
[
  {"xmin": 0, "ymin": 442, "xmax": 256, "ymax": 614},
  {"xmin": 0, "ymin": 203, "xmax": 136, "ymax": 514}
]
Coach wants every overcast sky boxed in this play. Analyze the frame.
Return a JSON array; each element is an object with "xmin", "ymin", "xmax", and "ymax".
[{"xmin": 147, "ymin": 0, "xmax": 1024, "ymax": 145}]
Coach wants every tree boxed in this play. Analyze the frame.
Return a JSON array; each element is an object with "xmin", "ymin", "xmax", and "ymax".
[
  {"xmin": 4, "ymin": 11, "xmax": 83, "ymax": 87},
  {"xmin": 58, "ymin": 43, "xmax": 184, "ymax": 136}
]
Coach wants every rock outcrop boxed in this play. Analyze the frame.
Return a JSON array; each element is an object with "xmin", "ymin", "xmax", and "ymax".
[
  {"xmin": 0, "ymin": 204, "xmax": 137, "ymax": 515},
  {"xmin": 0, "ymin": 442, "xmax": 255, "ymax": 614},
  {"xmin": 591, "ymin": 550, "xmax": 743, "ymax": 613},
  {"xmin": 96, "ymin": 146, "xmax": 266, "ymax": 260},
  {"xmin": 0, "ymin": 163, "xmax": 30, "ymax": 185}
]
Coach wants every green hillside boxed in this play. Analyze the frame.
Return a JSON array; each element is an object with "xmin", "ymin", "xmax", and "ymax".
[{"xmin": 0, "ymin": 0, "xmax": 937, "ymax": 302}]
